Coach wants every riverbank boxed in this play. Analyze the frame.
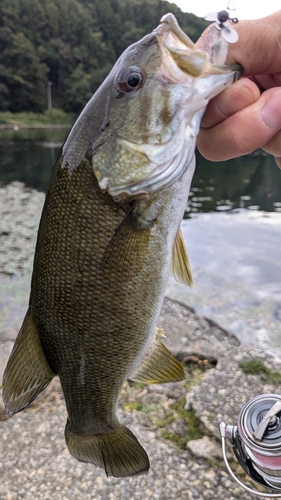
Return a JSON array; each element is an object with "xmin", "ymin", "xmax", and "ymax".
[
  {"xmin": 0, "ymin": 110, "xmax": 73, "ymax": 129},
  {"xmin": 0, "ymin": 182, "xmax": 280, "ymax": 499},
  {"xmin": 0, "ymin": 124, "xmax": 71, "ymax": 130}
]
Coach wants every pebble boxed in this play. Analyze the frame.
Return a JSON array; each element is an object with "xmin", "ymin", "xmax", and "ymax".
[
  {"xmin": 187, "ymin": 436, "xmax": 222, "ymax": 460},
  {"xmin": 0, "ymin": 182, "xmax": 278, "ymax": 500}
]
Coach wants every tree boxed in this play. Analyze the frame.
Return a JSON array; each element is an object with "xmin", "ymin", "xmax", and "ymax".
[
  {"xmin": 0, "ymin": 0, "xmax": 208, "ymax": 112},
  {"xmin": 0, "ymin": 32, "xmax": 47, "ymax": 111}
]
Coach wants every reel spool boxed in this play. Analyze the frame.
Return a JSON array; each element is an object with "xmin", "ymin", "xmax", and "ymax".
[{"xmin": 220, "ymin": 394, "xmax": 281, "ymax": 497}]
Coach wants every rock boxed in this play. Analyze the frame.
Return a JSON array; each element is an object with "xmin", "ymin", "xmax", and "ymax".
[
  {"xmin": 1, "ymin": 181, "xmax": 281, "ymax": 500},
  {"xmin": 0, "ymin": 341, "xmax": 13, "ymax": 417},
  {"xmin": 0, "ymin": 341, "xmax": 13, "ymax": 384},
  {"xmin": 186, "ymin": 436, "xmax": 222, "ymax": 460},
  {"xmin": 184, "ymin": 391, "xmax": 194, "ymax": 411},
  {"xmin": 191, "ymin": 344, "xmax": 281, "ymax": 438}
]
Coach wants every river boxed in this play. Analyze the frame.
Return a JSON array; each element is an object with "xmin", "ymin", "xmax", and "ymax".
[
  {"xmin": 0, "ymin": 129, "xmax": 281, "ymax": 355},
  {"xmin": 0, "ymin": 129, "xmax": 281, "ymax": 213}
]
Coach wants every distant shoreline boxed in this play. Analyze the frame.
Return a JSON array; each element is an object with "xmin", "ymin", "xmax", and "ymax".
[
  {"xmin": 0, "ymin": 123, "xmax": 71, "ymax": 130},
  {"xmin": 0, "ymin": 109, "xmax": 74, "ymax": 130}
]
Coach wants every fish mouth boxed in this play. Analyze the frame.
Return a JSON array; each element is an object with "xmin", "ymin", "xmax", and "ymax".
[
  {"xmin": 156, "ymin": 14, "xmax": 241, "ymax": 79},
  {"xmin": 156, "ymin": 13, "xmax": 210, "ymax": 81}
]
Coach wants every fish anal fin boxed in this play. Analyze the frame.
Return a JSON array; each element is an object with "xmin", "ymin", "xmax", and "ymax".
[
  {"xmin": 65, "ymin": 421, "xmax": 149, "ymax": 477},
  {"xmin": 171, "ymin": 228, "xmax": 193, "ymax": 286},
  {"xmin": 2, "ymin": 307, "xmax": 55, "ymax": 416},
  {"xmin": 131, "ymin": 336, "xmax": 185, "ymax": 384}
]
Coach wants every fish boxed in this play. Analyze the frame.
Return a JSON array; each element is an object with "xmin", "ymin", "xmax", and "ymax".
[{"xmin": 2, "ymin": 13, "xmax": 240, "ymax": 478}]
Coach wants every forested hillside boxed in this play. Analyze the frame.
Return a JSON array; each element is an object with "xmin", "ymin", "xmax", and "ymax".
[{"xmin": 0, "ymin": 0, "xmax": 207, "ymax": 113}]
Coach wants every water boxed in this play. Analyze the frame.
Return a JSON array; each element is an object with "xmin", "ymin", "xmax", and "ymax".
[
  {"xmin": 167, "ymin": 212, "xmax": 281, "ymax": 355},
  {"xmin": 190, "ymin": 151, "xmax": 281, "ymax": 214},
  {"xmin": 0, "ymin": 128, "xmax": 281, "ymax": 355},
  {"xmin": 0, "ymin": 129, "xmax": 67, "ymax": 191},
  {"xmin": 0, "ymin": 129, "xmax": 281, "ymax": 213}
]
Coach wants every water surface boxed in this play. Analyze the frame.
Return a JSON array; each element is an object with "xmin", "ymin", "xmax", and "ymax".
[
  {"xmin": 0, "ymin": 128, "xmax": 281, "ymax": 355},
  {"xmin": 0, "ymin": 129, "xmax": 66, "ymax": 191},
  {"xmin": 0, "ymin": 129, "xmax": 281, "ymax": 214}
]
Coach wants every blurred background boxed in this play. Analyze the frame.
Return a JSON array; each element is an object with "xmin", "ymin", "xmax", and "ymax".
[
  {"xmin": 0, "ymin": 0, "xmax": 281, "ymax": 355},
  {"xmin": 1, "ymin": 5, "xmax": 281, "ymax": 499}
]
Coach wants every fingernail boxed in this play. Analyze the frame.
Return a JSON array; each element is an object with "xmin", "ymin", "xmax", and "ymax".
[{"xmin": 261, "ymin": 91, "xmax": 281, "ymax": 129}]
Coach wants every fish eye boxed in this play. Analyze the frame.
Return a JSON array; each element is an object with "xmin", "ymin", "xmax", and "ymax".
[{"xmin": 117, "ymin": 66, "xmax": 145, "ymax": 93}]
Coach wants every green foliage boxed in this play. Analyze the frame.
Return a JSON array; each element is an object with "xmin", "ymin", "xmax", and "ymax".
[
  {"xmin": 0, "ymin": 109, "xmax": 73, "ymax": 126},
  {"xmin": 0, "ymin": 30, "xmax": 48, "ymax": 112},
  {"xmin": 0, "ymin": 0, "xmax": 208, "ymax": 113},
  {"xmin": 155, "ymin": 400, "xmax": 204, "ymax": 448},
  {"xmin": 239, "ymin": 358, "xmax": 281, "ymax": 384},
  {"xmin": 122, "ymin": 401, "xmax": 156, "ymax": 413}
]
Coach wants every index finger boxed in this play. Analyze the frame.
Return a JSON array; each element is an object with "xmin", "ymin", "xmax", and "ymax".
[
  {"xmin": 197, "ymin": 88, "xmax": 281, "ymax": 161},
  {"xmin": 201, "ymin": 78, "xmax": 260, "ymax": 129}
]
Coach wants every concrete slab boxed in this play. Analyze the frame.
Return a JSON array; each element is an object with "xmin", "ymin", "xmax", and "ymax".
[{"xmin": 166, "ymin": 210, "xmax": 281, "ymax": 355}]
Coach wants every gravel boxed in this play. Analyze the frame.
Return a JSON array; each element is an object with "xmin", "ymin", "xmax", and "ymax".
[{"xmin": 0, "ymin": 182, "xmax": 279, "ymax": 500}]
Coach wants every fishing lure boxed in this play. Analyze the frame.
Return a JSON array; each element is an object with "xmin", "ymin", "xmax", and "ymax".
[{"xmin": 203, "ymin": 2, "xmax": 239, "ymax": 64}]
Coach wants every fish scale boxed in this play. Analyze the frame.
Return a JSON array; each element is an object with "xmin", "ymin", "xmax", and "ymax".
[
  {"xmin": 2, "ymin": 13, "xmax": 240, "ymax": 478},
  {"xmin": 33, "ymin": 160, "xmax": 169, "ymax": 423}
]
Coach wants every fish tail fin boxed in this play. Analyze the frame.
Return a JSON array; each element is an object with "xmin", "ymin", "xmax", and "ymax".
[
  {"xmin": 65, "ymin": 421, "xmax": 149, "ymax": 477},
  {"xmin": 2, "ymin": 307, "xmax": 55, "ymax": 416}
]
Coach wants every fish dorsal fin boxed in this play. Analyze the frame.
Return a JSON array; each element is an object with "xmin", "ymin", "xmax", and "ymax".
[
  {"xmin": 2, "ymin": 307, "xmax": 55, "ymax": 416},
  {"xmin": 131, "ymin": 335, "xmax": 185, "ymax": 384},
  {"xmin": 171, "ymin": 228, "xmax": 193, "ymax": 287}
]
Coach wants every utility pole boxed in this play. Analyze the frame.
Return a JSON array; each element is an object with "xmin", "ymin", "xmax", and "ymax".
[{"xmin": 47, "ymin": 81, "xmax": 53, "ymax": 110}]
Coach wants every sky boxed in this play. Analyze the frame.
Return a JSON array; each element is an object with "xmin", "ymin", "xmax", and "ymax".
[{"xmin": 168, "ymin": 0, "xmax": 280, "ymax": 20}]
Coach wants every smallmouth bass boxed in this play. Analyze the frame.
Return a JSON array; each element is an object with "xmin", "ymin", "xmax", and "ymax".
[{"xmin": 2, "ymin": 14, "xmax": 240, "ymax": 477}]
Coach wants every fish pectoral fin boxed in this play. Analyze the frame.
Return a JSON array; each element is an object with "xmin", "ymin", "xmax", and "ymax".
[
  {"xmin": 171, "ymin": 228, "xmax": 193, "ymax": 286},
  {"xmin": 102, "ymin": 208, "xmax": 153, "ymax": 276},
  {"xmin": 131, "ymin": 336, "xmax": 185, "ymax": 384},
  {"xmin": 65, "ymin": 421, "xmax": 149, "ymax": 478},
  {"xmin": 2, "ymin": 307, "xmax": 55, "ymax": 416}
]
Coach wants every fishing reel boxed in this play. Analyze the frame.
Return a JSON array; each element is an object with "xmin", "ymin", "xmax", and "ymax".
[{"xmin": 220, "ymin": 394, "xmax": 281, "ymax": 497}]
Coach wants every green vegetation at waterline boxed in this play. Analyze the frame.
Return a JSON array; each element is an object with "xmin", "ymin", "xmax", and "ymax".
[
  {"xmin": 0, "ymin": 0, "xmax": 207, "ymax": 114},
  {"xmin": 239, "ymin": 358, "xmax": 281, "ymax": 384},
  {"xmin": 0, "ymin": 110, "xmax": 74, "ymax": 127}
]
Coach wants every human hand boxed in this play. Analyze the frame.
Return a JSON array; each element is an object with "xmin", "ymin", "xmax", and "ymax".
[{"xmin": 196, "ymin": 12, "xmax": 281, "ymax": 169}]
